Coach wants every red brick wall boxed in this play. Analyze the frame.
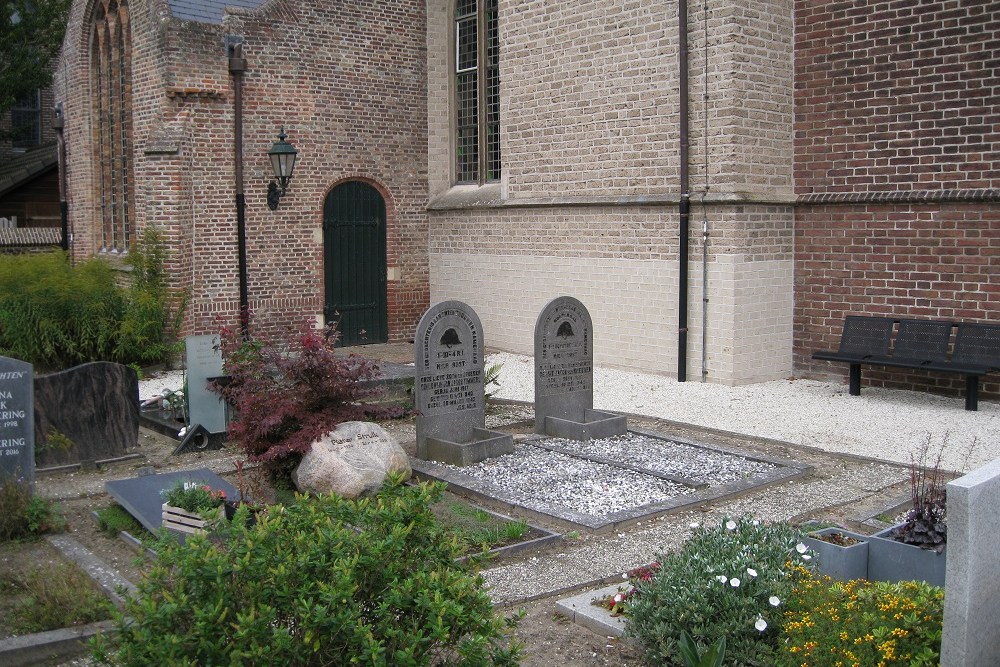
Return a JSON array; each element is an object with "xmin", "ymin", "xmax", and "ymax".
[
  {"xmin": 793, "ymin": 0, "xmax": 1000, "ymax": 400},
  {"xmin": 56, "ymin": 0, "xmax": 429, "ymax": 344}
]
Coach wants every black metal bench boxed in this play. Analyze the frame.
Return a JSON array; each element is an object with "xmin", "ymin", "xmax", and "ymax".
[{"xmin": 812, "ymin": 315, "xmax": 1000, "ymax": 411}]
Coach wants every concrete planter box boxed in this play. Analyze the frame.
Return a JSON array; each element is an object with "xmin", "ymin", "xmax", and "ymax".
[
  {"xmin": 803, "ymin": 527, "xmax": 869, "ymax": 581},
  {"xmin": 867, "ymin": 522, "xmax": 946, "ymax": 587}
]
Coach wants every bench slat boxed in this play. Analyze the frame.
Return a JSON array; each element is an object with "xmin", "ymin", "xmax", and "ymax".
[
  {"xmin": 952, "ymin": 322, "xmax": 1000, "ymax": 369},
  {"xmin": 887, "ymin": 319, "xmax": 952, "ymax": 363},
  {"xmin": 836, "ymin": 315, "xmax": 894, "ymax": 358}
]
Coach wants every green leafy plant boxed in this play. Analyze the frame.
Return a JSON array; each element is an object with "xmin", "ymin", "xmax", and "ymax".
[
  {"xmin": 679, "ymin": 631, "xmax": 726, "ymax": 667},
  {"xmin": 0, "ymin": 475, "xmax": 65, "ymax": 540},
  {"xmin": 94, "ymin": 478, "xmax": 522, "ymax": 666},
  {"xmin": 161, "ymin": 481, "xmax": 227, "ymax": 514},
  {"xmin": 96, "ymin": 504, "xmax": 149, "ymax": 540},
  {"xmin": 213, "ymin": 320, "xmax": 403, "ymax": 476},
  {"xmin": 775, "ymin": 565, "xmax": 943, "ymax": 666},
  {"xmin": 3, "ymin": 559, "xmax": 113, "ymax": 633},
  {"xmin": 484, "ymin": 362, "xmax": 503, "ymax": 400},
  {"xmin": 625, "ymin": 517, "xmax": 809, "ymax": 667}
]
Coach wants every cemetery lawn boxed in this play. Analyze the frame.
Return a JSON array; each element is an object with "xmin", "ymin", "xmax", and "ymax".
[{"xmin": 0, "ymin": 538, "xmax": 114, "ymax": 639}]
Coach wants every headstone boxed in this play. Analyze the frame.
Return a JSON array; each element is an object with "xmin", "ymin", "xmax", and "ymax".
[
  {"xmin": 105, "ymin": 468, "xmax": 240, "ymax": 535},
  {"xmin": 534, "ymin": 296, "xmax": 626, "ymax": 440},
  {"xmin": 185, "ymin": 335, "xmax": 227, "ymax": 436},
  {"xmin": 414, "ymin": 301, "xmax": 513, "ymax": 465},
  {"xmin": 0, "ymin": 356, "xmax": 34, "ymax": 488},
  {"xmin": 34, "ymin": 362, "xmax": 138, "ymax": 467},
  {"xmin": 941, "ymin": 457, "xmax": 1000, "ymax": 666},
  {"xmin": 293, "ymin": 421, "xmax": 411, "ymax": 498}
]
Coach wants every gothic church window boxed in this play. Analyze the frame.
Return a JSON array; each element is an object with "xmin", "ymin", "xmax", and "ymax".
[
  {"xmin": 90, "ymin": 0, "xmax": 133, "ymax": 253},
  {"xmin": 10, "ymin": 90, "xmax": 42, "ymax": 151},
  {"xmin": 455, "ymin": 0, "xmax": 499, "ymax": 183}
]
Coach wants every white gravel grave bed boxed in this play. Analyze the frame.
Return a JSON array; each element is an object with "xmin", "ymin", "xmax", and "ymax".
[
  {"xmin": 439, "ymin": 443, "xmax": 696, "ymax": 518},
  {"xmin": 539, "ymin": 432, "xmax": 778, "ymax": 485}
]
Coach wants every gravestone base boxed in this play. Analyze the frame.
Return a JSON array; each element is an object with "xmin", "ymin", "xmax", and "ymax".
[
  {"xmin": 543, "ymin": 409, "xmax": 627, "ymax": 441},
  {"xmin": 420, "ymin": 428, "xmax": 514, "ymax": 466}
]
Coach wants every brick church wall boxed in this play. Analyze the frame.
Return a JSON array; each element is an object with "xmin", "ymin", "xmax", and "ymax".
[
  {"xmin": 55, "ymin": 0, "xmax": 429, "ymax": 343},
  {"xmin": 793, "ymin": 0, "xmax": 1000, "ymax": 399}
]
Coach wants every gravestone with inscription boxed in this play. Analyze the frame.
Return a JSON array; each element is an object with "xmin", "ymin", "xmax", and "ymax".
[
  {"xmin": 0, "ymin": 356, "xmax": 34, "ymax": 488},
  {"xmin": 415, "ymin": 301, "xmax": 513, "ymax": 466},
  {"xmin": 534, "ymin": 296, "xmax": 626, "ymax": 440},
  {"xmin": 184, "ymin": 334, "xmax": 228, "ymax": 447}
]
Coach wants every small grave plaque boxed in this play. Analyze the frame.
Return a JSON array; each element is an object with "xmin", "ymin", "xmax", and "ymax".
[
  {"xmin": 105, "ymin": 468, "xmax": 240, "ymax": 536},
  {"xmin": 186, "ymin": 335, "xmax": 227, "ymax": 436},
  {"xmin": 534, "ymin": 296, "xmax": 626, "ymax": 439},
  {"xmin": 0, "ymin": 356, "xmax": 33, "ymax": 487},
  {"xmin": 415, "ymin": 301, "xmax": 513, "ymax": 465}
]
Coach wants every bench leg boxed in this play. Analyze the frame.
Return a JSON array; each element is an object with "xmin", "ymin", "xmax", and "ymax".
[
  {"xmin": 965, "ymin": 376, "xmax": 978, "ymax": 411},
  {"xmin": 849, "ymin": 364, "xmax": 861, "ymax": 396}
]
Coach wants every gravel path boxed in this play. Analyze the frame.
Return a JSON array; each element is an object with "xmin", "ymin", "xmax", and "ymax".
[{"xmin": 485, "ymin": 352, "xmax": 999, "ymax": 473}]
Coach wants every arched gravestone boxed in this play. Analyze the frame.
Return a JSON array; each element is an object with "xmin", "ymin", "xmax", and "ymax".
[
  {"xmin": 0, "ymin": 356, "xmax": 34, "ymax": 488},
  {"xmin": 414, "ymin": 301, "xmax": 513, "ymax": 466},
  {"xmin": 534, "ymin": 296, "xmax": 626, "ymax": 440}
]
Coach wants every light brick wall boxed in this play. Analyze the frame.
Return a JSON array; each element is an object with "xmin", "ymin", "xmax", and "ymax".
[{"xmin": 429, "ymin": 204, "xmax": 794, "ymax": 384}]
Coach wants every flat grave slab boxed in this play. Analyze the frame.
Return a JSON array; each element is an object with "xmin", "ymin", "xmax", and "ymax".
[
  {"xmin": 105, "ymin": 468, "xmax": 240, "ymax": 534},
  {"xmin": 555, "ymin": 584, "xmax": 627, "ymax": 638},
  {"xmin": 411, "ymin": 428, "xmax": 810, "ymax": 532}
]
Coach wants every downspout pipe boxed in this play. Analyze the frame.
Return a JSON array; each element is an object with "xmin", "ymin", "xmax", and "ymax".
[
  {"xmin": 53, "ymin": 103, "xmax": 69, "ymax": 253},
  {"xmin": 229, "ymin": 42, "xmax": 249, "ymax": 338},
  {"xmin": 677, "ymin": 0, "xmax": 690, "ymax": 381}
]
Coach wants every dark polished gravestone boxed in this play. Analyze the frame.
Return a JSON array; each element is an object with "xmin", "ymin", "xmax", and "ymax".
[
  {"xmin": 105, "ymin": 468, "xmax": 241, "ymax": 536},
  {"xmin": 33, "ymin": 362, "xmax": 139, "ymax": 468},
  {"xmin": 414, "ymin": 301, "xmax": 513, "ymax": 466},
  {"xmin": 0, "ymin": 355, "xmax": 34, "ymax": 488},
  {"xmin": 534, "ymin": 296, "xmax": 626, "ymax": 440}
]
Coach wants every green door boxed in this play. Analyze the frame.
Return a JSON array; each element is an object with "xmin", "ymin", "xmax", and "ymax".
[{"xmin": 323, "ymin": 181, "xmax": 388, "ymax": 346}]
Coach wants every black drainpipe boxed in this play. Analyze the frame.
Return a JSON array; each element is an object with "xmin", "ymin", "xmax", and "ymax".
[
  {"xmin": 677, "ymin": 0, "xmax": 690, "ymax": 381},
  {"xmin": 229, "ymin": 41, "xmax": 249, "ymax": 338}
]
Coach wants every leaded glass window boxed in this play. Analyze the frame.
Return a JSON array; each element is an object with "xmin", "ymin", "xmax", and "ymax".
[{"xmin": 455, "ymin": 0, "xmax": 499, "ymax": 183}]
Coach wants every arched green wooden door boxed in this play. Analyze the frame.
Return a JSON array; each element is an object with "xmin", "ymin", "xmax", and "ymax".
[{"xmin": 323, "ymin": 181, "xmax": 387, "ymax": 346}]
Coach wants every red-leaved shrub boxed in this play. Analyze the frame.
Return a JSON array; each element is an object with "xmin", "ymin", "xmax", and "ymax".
[{"xmin": 213, "ymin": 321, "xmax": 403, "ymax": 471}]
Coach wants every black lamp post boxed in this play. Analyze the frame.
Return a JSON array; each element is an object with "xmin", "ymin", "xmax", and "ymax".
[{"xmin": 266, "ymin": 128, "xmax": 298, "ymax": 210}]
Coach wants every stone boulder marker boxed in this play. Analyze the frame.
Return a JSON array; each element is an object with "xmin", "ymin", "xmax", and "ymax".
[
  {"xmin": 0, "ymin": 355, "xmax": 34, "ymax": 488},
  {"xmin": 414, "ymin": 300, "xmax": 513, "ymax": 466},
  {"xmin": 293, "ymin": 422, "xmax": 411, "ymax": 498},
  {"xmin": 534, "ymin": 296, "xmax": 626, "ymax": 440}
]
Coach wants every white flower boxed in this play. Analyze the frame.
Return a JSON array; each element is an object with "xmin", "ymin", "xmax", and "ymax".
[
  {"xmin": 689, "ymin": 522, "xmax": 700, "ymax": 529},
  {"xmin": 716, "ymin": 575, "xmax": 728, "ymax": 583},
  {"xmin": 729, "ymin": 577, "xmax": 741, "ymax": 588},
  {"xmin": 802, "ymin": 554, "xmax": 812, "ymax": 561},
  {"xmin": 726, "ymin": 520, "xmax": 737, "ymax": 531},
  {"xmin": 746, "ymin": 568, "xmax": 758, "ymax": 578},
  {"xmin": 795, "ymin": 542, "xmax": 808, "ymax": 554},
  {"xmin": 752, "ymin": 519, "xmax": 760, "ymax": 526},
  {"xmin": 769, "ymin": 596, "xmax": 781, "ymax": 607},
  {"xmin": 614, "ymin": 593, "xmax": 624, "ymax": 603},
  {"xmin": 754, "ymin": 616, "xmax": 767, "ymax": 632},
  {"xmin": 623, "ymin": 573, "xmax": 629, "ymax": 580}
]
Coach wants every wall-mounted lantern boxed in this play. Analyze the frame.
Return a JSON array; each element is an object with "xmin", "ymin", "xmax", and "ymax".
[{"xmin": 266, "ymin": 127, "xmax": 298, "ymax": 210}]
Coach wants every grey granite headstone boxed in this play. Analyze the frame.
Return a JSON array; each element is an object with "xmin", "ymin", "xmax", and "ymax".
[
  {"xmin": 942, "ymin": 457, "xmax": 1000, "ymax": 667},
  {"xmin": 186, "ymin": 335, "xmax": 227, "ymax": 435},
  {"xmin": 415, "ymin": 301, "xmax": 513, "ymax": 465},
  {"xmin": 34, "ymin": 362, "xmax": 138, "ymax": 467},
  {"xmin": 534, "ymin": 296, "xmax": 625, "ymax": 439},
  {"xmin": 0, "ymin": 356, "xmax": 34, "ymax": 488},
  {"xmin": 105, "ymin": 468, "xmax": 240, "ymax": 535}
]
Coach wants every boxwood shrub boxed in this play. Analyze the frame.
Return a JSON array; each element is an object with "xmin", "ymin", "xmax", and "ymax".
[{"xmin": 94, "ymin": 478, "xmax": 522, "ymax": 666}]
